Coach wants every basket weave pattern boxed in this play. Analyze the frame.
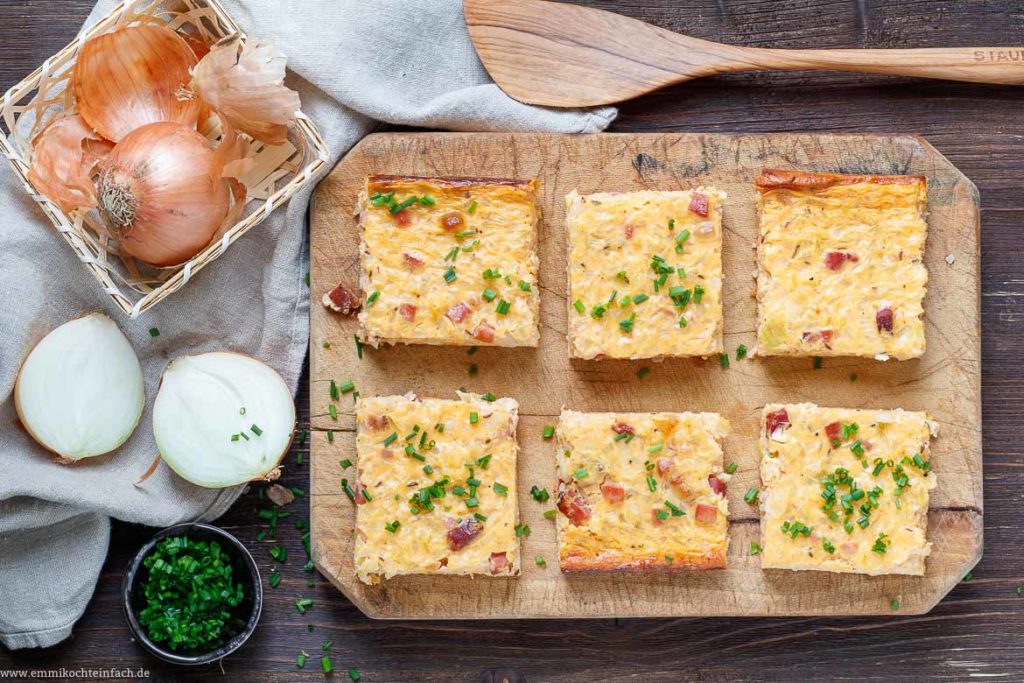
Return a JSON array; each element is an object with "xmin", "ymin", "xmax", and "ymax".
[{"xmin": 0, "ymin": 0, "xmax": 329, "ymax": 318}]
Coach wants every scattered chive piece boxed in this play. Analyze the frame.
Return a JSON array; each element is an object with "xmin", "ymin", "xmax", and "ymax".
[
  {"xmin": 366, "ymin": 290, "xmax": 380, "ymax": 307},
  {"xmin": 719, "ymin": 353, "xmax": 730, "ymax": 369},
  {"xmin": 340, "ymin": 380, "xmax": 355, "ymax": 394},
  {"xmin": 476, "ymin": 454, "xmax": 492, "ymax": 468},
  {"xmin": 619, "ymin": 313, "xmax": 636, "ymax": 333},
  {"xmin": 573, "ymin": 467, "xmax": 588, "ymax": 480},
  {"xmin": 349, "ymin": 669, "xmax": 361, "ymax": 682},
  {"xmin": 573, "ymin": 299, "xmax": 585, "ymax": 314},
  {"xmin": 148, "ymin": 327, "xmax": 160, "ymax": 338},
  {"xmin": 326, "ymin": 431, "xmax": 334, "ymax": 444},
  {"xmin": 297, "ymin": 653, "xmax": 307, "ymax": 668},
  {"xmin": 850, "ymin": 372, "xmax": 858, "ymax": 382},
  {"xmin": 647, "ymin": 443, "xmax": 664, "ymax": 454},
  {"xmin": 616, "ymin": 271, "xmax": 629, "ymax": 283},
  {"xmin": 482, "ymin": 268, "xmax": 501, "ymax": 279},
  {"xmin": 250, "ymin": 424, "xmax": 262, "ymax": 436},
  {"xmin": 482, "ymin": 288, "xmax": 497, "ymax": 302},
  {"xmin": 340, "ymin": 459, "xmax": 352, "ymax": 468},
  {"xmin": 675, "ymin": 229, "xmax": 691, "ymax": 245},
  {"xmin": 304, "ymin": 272, "xmax": 310, "ymax": 287},
  {"xmin": 496, "ymin": 299, "xmax": 511, "ymax": 315},
  {"xmin": 465, "ymin": 496, "xmax": 479, "ymax": 508},
  {"xmin": 384, "ymin": 520, "xmax": 400, "ymax": 533},
  {"xmin": 646, "ymin": 475, "xmax": 658, "ymax": 492},
  {"xmin": 383, "ymin": 432, "xmax": 398, "ymax": 446},
  {"xmin": 468, "ymin": 363, "xmax": 478, "ymax": 376},
  {"xmin": 813, "ymin": 356, "xmax": 823, "ymax": 370},
  {"xmin": 390, "ymin": 196, "xmax": 418, "ymax": 214},
  {"xmin": 535, "ymin": 555, "xmax": 547, "ymax": 568},
  {"xmin": 469, "ymin": 412, "xmax": 479, "ymax": 425},
  {"xmin": 543, "ymin": 509, "xmax": 557, "ymax": 519},
  {"xmin": 354, "ymin": 335, "xmax": 364, "ymax": 359},
  {"xmin": 295, "ymin": 598, "xmax": 314, "ymax": 614},
  {"xmin": 330, "ymin": 380, "xmax": 339, "ymax": 400},
  {"xmin": 530, "ymin": 485, "xmax": 550, "ymax": 502},
  {"xmin": 964, "ymin": 571, "xmax": 974, "ymax": 582},
  {"xmin": 328, "ymin": 404, "xmax": 338, "ymax": 421},
  {"xmin": 443, "ymin": 266, "xmax": 457, "ymax": 284},
  {"xmin": 474, "ymin": 512, "xmax": 488, "ymax": 522},
  {"xmin": 692, "ymin": 284, "xmax": 705, "ymax": 303},
  {"xmin": 231, "ymin": 434, "xmax": 240, "ymax": 442},
  {"xmin": 744, "ymin": 488, "xmax": 759, "ymax": 504},
  {"xmin": 542, "ymin": 425, "xmax": 555, "ymax": 439},
  {"xmin": 665, "ymin": 500, "xmax": 685, "ymax": 517},
  {"xmin": 655, "ymin": 509, "xmax": 669, "ymax": 521},
  {"xmin": 725, "ymin": 463, "xmax": 738, "ymax": 474},
  {"xmin": 467, "ymin": 199, "xmax": 478, "ymax": 214},
  {"xmin": 321, "ymin": 656, "xmax": 333, "ymax": 674},
  {"xmin": 270, "ymin": 545, "xmax": 286, "ymax": 562},
  {"xmin": 322, "ymin": 341, "xmax": 331, "ymax": 349},
  {"xmin": 269, "ymin": 569, "xmax": 281, "ymax": 588},
  {"xmin": 736, "ymin": 344, "xmax": 748, "ymax": 360},
  {"xmin": 637, "ymin": 367, "xmax": 651, "ymax": 380},
  {"xmin": 419, "ymin": 194, "xmax": 435, "ymax": 206},
  {"xmin": 515, "ymin": 523, "xmax": 531, "ymax": 538},
  {"xmin": 633, "ymin": 293, "xmax": 649, "ymax": 304},
  {"xmin": 890, "ymin": 598, "xmax": 900, "ymax": 611},
  {"xmin": 518, "ymin": 280, "xmax": 532, "ymax": 292},
  {"xmin": 678, "ymin": 315, "xmax": 687, "ymax": 328},
  {"xmin": 750, "ymin": 541, "xmax": 762, "ymax": 555}
]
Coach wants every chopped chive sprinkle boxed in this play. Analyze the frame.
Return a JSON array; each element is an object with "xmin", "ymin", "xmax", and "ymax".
[
  {"xmin": 468, "ymin": 363, "xmax": 478, "ymax": 376},
  {"xmin": 419, "ymin": 194, "xmax": 435, "ymax": 206},
  {"xmin": 328, "ymin": 404, "xmax": 338, "ymax": 420},
  {"xmin": 535, "ymin": 555, "xmax": 547, "ymax": 567},
  {"xmin": 750, "ymin": 541, "xmax": 762, "ymax": 555},
  {"xmin": 646, "ymin": 475, "xmax": 658, "ymax": 492},
  {"xmin": 476, "ymin": 454, "xmax": 492, "ymax": 468},
  {"xmin": 326, "ymin": 431, "xmax": 334, "ymax": 444},
  {"xmin": 251, "ymin": 424, "xmax": 263, "ymax": 436},
  {"xmin": 323, "ymin": 341, "xmax": 331, "ymax": 349},
  {"xmin": 573, "ymin": 467, "xmax": 588, "ymax": 480},
  {"xmin": 297, "ymin": 653, "xmax": 307, "ymax": 668},
  {"xmin": 148, "ymin": 327, "xmax": 160, "ymax": 338},
  {"xmin": 354, "ymin": 335, "xmax": 364, "ymax": 359},
  {"xmin": 850, "ymin": 372, "xmax": 858, "ymax": 382},
  {"xmin": 384, "ymin": 520, "xmax": 400, "ymax": 533},
  {"xmin": 678, "ymin": 315, "xmax": 687, "ymax": 328},
  {"xmin": 321, "ymin": 656, "xmax": 333, "ymax": 674},
  {"xmin": 633, "ymin": 293, "xmax": 649, "ymax": 304},
  {"xmin": 270, "ymin": 545, "xmax": 286, "ymax": 562},
  {"xmin": 496, "ymin": 299, "xmax": 511, "ymax": 315},
  {"xmin": 515, "ymin": 523, "xmax": 531, "ymax": 538},
  {"xmin": 637, "ymin": 367, "xmax": 651, "ymax": 380},
  {"xmin": 719, "ymin": 353, "xmax": 730, "ymax": 369},
  {"xmin": 813, "ymin": 356, "xmax": 823, "ymax": 369},
  {"xmin": 467, "ymin": 200, "xmax": 478, "ymax": 213},
  {"xmin": 469, "ymin": 412, "xmax": 479, "ymax": 424},
  {"xmin": 744, "ymin": 487, "xmax": 759, "ymax": 504},
  {"xmin": 573, "ymin": 299, "xmax": 585, "ymax": 314},
  {"xmin": 482, "ymin": 268, "xmax": 501, "ymax": 279},
  {"xmin": 366, "ymin": 290, "xmax": 380, "ymax": 307},
  {"xmin": 340, "ymin": 380, "xmax": 355, "ymax": 394},
  {"xmin": 543, "ymin": 509, "xmax": 557, "ymax": 519},
  {"xmin": 736, "ymin": 344, "xmax": 748, "ymax": 360},
  {"xmin": 340, "ymin": 459, "xmax": 352, "ymax": 468},
  {"xmin": 444, "ymin": 246, "xmax": 459, "ymax": 262},
  {"xmin": 619, "ymin": 314, "xmax": 636, "ymax": 333},
  {"xmin": 675, "ymin": 229, "xmax": 691, "ymax": 244},
  {"xmin": 647, "ymin": 443, "xmax": 664, "ymax": 454},
  {"xmin": 542, "ymin": 425, "xmax": 555, "ymax": 439},
  {"xmin": 330, "ymin": 380, "xmax": 339, "ymax": 400},
  {"xmin": 890, "ymin": 598, "xmax": 900, "ymax": 611},
  {"xmin": 518, "ymin": 280, "xmax": 532, "ymax": 291},
  {"xmin": 269, "ymin": 569, "xmax": 281, "ymax": 588},
  {"xmin": 692, "ymin": 284, "xmax": 705, "ymax": 304},
  {"xmin": 383, "ymin": 432, "xmax": 398, "ymax": 446},
  {"xmin": 530, "ymin": 485, "xmax": 550, "ymax": 502},
  {"xmin": 725, "ymin": 463, "xmax": 738, "ymax": 474},
  {"xmin": 482, "ymin": 288, "xmax": 497, "ymax": 302},
  {"xmin": 474, "ymin": 513, "xmax": 488, "ymax": 522},
  {"xmin": 443, "ymin": 266, "xmax": 457, "ymax": 284},
  {"xmin": 665, "ymin": 500, "xmax": 685, "ymax": 517},
  {"xmin": 616, "ymin": 271, "xmax": 629, "ymax": 283}
]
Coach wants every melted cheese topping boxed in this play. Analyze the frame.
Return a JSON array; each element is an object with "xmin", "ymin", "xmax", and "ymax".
[
  {"xmin": 358, "ymin": 176, "xmax": 540, "ymax": 347},
  {"xmin": 759, "ymin": 403, "xmax": 936, "ymax": 575},
  {"xmin": 566, "ymin": 190, "xmax": 724, "ymax": 359},
  {"xmin": 354, "ymin": 392, "xmax": 519, "ymax": 584},
  {"xmin": 556, "ymin": 411, "xmax": 730, "ymax": 570},
  {"xmin": 756, "ymin": 178, "xmax": 928, "ymax": 360}
]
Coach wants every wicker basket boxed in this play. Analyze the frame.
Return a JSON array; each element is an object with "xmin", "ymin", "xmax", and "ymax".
[{"xmin": 0, "ymin": 0, "xmax": 329, "ymax": 318}]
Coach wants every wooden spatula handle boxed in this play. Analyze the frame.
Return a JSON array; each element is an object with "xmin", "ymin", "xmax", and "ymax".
[{"xmin": 739, "ymin": 47, "xmax": 1024, "ymax": 85}]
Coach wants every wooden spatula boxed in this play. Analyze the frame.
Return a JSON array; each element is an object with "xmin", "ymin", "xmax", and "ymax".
[{"xmin": 464, "ymin": 0, "xmax": 1024, "ymax": 107}]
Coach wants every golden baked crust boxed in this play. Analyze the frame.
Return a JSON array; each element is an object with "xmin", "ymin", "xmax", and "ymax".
[
  {"xmin": 565, "ymin": 189, "xmax": 725, "ymax": 360},
  {"xmin": 353, "ymin": 392, "xmax": 520, "ymax": 585},
  {"xmin": 755, "ymin": 169, "xmax": 928, "ymax": 360},
  {"xmin": 357, "ymin": 175, "xmax": 540, "ymax": 348},
  {"xmin": 758, "ymin": 403, "xmax": 937, "ymax": 576},
  {"xmin": 555, "ymin": 410, "xmax": 730, "ymax": 572}
]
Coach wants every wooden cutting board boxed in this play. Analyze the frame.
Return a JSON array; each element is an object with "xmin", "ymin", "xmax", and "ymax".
[{"xmin": 308, "ymin": 132, "xmax": 981, "ymax": 618}]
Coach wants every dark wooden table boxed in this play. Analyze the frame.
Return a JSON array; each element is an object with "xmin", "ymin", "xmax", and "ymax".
[{"xmin": 2, "ymin": 2, "xmax": 1022, "ymax": 681}]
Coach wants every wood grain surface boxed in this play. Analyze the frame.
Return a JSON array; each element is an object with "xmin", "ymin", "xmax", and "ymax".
[
  {"xmin": 2, "ymin": 1, "xmax": 1023, "ymax": 681},
  {"xmin": 309, "ymin": 132, "xmax": 981, "ymax": 618}
]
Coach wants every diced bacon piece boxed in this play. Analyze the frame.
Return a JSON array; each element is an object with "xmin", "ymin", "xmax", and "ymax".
[
  {"xmin": 802, "ymin": 329, "xmax": 834, "ymax": 344},
  {"xmin": 876, "ymin": 306, "xmax": 894, "ymax": 332},
  {"xmin": 840, "ymin": 542, "xmax": 858, "ymax": 556},
  {"xmin": 824, "ymin": 251, "xmax": 859, "ymax": 270},
  {"xmin": 398, "ymin": 303, "xmax": 417, "ymax": 321},
  {"xmin": 354, "ymin": 487, "xmax": 368, "ymax": 505},
  {"xmin": 403, "ymin": 252, "xmax": 424, "ymax": 267},
  {"xmin": 440, "ymin": 211, "xmax": 465, "ymax": 231},
  {"xmin": 708, "ymin": 475, "xmax": 726, "ymax": 496},
  {"xmin": 694, "ymin": 503, "xmax": 718, "ymax": 523},
  {"xmin": 446, "ymin": 517, "xmax": 483, "ymax": 551},
  {"xmin": 393, "ymin": 210, "xmax": 411, "ymax": 226},
  {"xmin": 489, "ymin": 551, "xmax": 509, "ymax": 573},
  {"xmin": 600, "ymin": 481, "xmax": 625, "ymax": 502},
  {"xmin": 472, "ymin": 323, "xmax": 495, "ymax": 343},
  {"xmin": 824, "ymin": 421, "xmax": 841, "ymax": 443},
  {"xmin": 624, "ymin": 222, "xmax": 636, "ymax": 239},
  {"xmin": 820, "ymin": 329, "xmax": 834, "ymax": 343},
  {"xmin": 656, "ymin": 458, "xmax": 674, "ymax": 475},
  {"xmin": 611, "ymin": 422, "xmax": 635, "ymax": 436},
  {"xmin": 688, "ymin": 192, "xmax": 709, "ymax": 217},
  {"xmin": 380, "ymin": 449, "xmax": 394, "ymax": 459},
  {"xmin": 445, "ymin": 302, "xmax": 472, "ymax": 323},
  {"xmin": 322, "ymin": 281, "xmax": 360, "ymax": 315},
  {"xmin": 363, "ymin": 415, "xmax": 388, "ymax": 430},
  {"xmin": 765, "ymin": 409, "xmax": 790, "ymax": 437},
  {"xmin": 557, "ymin": 481, "xmax": 592, "ymax": 526}
]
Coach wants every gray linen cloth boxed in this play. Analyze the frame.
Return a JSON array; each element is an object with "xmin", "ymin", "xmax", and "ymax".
[{"xmin": 0, "ymin": 0, "xmax": 615, "ymax": 649}]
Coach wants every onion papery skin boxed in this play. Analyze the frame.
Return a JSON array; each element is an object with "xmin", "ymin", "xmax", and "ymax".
[
  {"xmin": 27, "ymin": 114, "xmax": 113, "ymax": 213},
  {"xmin": 73, "ymin": 24, "xmax": 200, "ymax": 143},
  {"xmin": 97, "ymin": 121, "xmax": 229, "ymax": 267},
  {"xmin": 153, "ymin": 352, "xmax": 295, "ymax": 489},
  {"xmin": 15, "ymin": 313, "xmax": 145, "ymax": 461},
  {"xmin": 192, "ymin": 38, "xmax": 300, "ymax": 146}
]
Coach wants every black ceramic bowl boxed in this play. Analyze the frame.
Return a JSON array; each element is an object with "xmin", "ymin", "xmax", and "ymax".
[{"xmin": 122, "ymin": 522, "xmax": 262, "ymax": 665}]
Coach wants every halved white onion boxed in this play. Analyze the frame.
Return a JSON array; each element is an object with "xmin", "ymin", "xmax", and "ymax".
[
  {"xmin": 153, "ymin": 352, "xmax": 294, "ymax": 488},
  {"xmin": 15, "ymin": 313, "xmax": 144, "ymax": 462}
]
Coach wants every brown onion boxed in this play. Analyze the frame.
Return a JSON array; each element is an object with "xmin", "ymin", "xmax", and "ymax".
[
  {"xmin": 73, "ymin": 25, "xmax": 200, "ymax": 143},
  {"xmin": 191, "ymin": 37, "xmax": 301, "ymax": 145},
  {"xmin": 96, "ymin": 121, "xmax": 231, "ymax": 267},
  {"xmin": 27, "ymin": 114, "xmax": 113, "ymax": 213}
]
